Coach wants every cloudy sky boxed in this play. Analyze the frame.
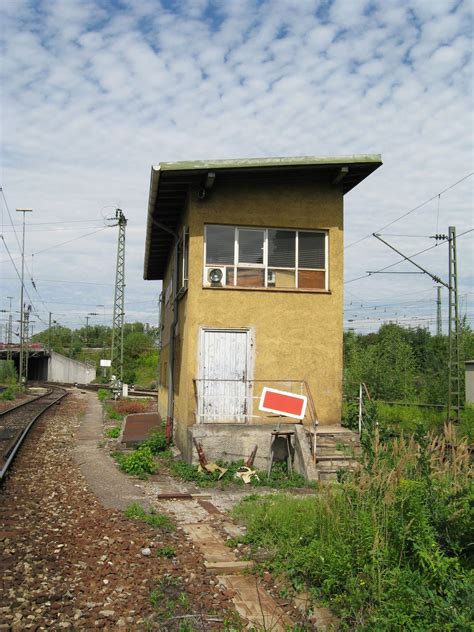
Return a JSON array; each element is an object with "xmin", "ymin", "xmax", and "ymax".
[{"xmin": 1, "ymin": 0, "xmax": 472, "ymax": 337}]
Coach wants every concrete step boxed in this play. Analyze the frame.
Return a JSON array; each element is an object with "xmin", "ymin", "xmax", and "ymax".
[
  {"xmin": 316, "ymin": 459, "xmax": 360, "ymax": 470},
  {"xmin": 317, "ymin": 463, "xmax": 360, "ymax": 481},
  {"xmin": 315, "ymin": 445, "xmax": 361, "ymax": 455}
]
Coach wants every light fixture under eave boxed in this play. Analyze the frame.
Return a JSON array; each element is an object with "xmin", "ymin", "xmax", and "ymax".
[{"xmin": 332, "ymin": 166, "xmax": 349, "ymax": 185}]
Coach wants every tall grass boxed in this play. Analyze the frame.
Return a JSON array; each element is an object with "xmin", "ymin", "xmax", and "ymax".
[{"xmin": 233, "ymin": 425, "xmax": 473, "ymax": 630}]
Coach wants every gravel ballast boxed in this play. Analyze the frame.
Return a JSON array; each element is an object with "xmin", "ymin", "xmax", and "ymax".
[{"xmin": 0, "ymin": 392, "xmax": 237, "ymax": 631}]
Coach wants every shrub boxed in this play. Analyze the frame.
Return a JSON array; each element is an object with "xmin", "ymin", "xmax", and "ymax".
[
  {"xmin": 141, "ymin": 429, "xmax": 167, "ymax": 454},
  {"xmin": 1, "ymin": 384, "xmax": 18, "ymax": 401},
  {"xmin": 114, "ymin": 446, "xmax": 157, "ymax": 477},
  {"xmin": 114, "ymin": 399, "xmax": 148, "ymax": 414},
  {"xmin": 0, "ymin": 360, "xmax": 17, "ymax": 385},
  {"xmin": 105, "ymin": 426, "xmax": 121, "ymax": 438}
]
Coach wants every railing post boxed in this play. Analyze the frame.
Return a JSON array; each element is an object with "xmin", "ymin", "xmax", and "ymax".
[
  {"xmin": 358, "ymin": 383, "xmax": 363, "ymax": 435},
  {"xmin": 313, "ymin": 419, "xmax": 318, "ymax": 463}
]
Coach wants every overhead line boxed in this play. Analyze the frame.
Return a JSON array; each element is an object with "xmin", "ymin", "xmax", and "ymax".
[
  {"xmin": 31, "ymin": 227, "xmax": 110, "ymax": 256},
  {"xmin": 345, "ymin": 172, "xmax": 473, "ymax": 250},
  {"xmin": 0, "ymin": 235, "xmax": 47, "ymax": 325},
  {"xmin": 345, "ymin": 228, "xmax": 473, "ymax": 285}
]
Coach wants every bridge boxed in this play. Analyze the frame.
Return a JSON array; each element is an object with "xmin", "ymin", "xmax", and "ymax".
[{"xmin": 0, "ymin": 343, "xmax": 96, "ymax": 384}]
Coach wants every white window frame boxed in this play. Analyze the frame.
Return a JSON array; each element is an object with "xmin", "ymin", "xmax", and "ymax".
[{"xmin": 204, "ymin": 225, "xmax": 328, "ymax": 290}]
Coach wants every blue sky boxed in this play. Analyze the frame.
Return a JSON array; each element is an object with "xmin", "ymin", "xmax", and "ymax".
[{"xmin": 0, "ymin": 0, "xmax": 472, "ymax": 335}]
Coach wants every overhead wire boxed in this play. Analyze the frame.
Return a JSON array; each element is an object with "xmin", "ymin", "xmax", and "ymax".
[
  {"xmin": 345, "ymin": 172, "xmax": 473, "ymax": 250},
  {"xmin": 345, "ymin": 228, "xmax": 473, "ymax": 285}
]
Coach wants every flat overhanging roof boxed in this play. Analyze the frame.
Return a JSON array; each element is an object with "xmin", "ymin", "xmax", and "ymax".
[{"xmin": 144, "ymin": 154, "xmax": 382, "ymax": 281}]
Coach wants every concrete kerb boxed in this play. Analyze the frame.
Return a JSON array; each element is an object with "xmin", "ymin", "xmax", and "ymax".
[{"xmin": 73, "ymin": 391, "xmax": 151, "ymax": 511}]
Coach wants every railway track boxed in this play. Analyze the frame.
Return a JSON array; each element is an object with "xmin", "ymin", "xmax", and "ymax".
[{"xmin": 0, "ymin": 387, "xmax": 68, "ymax": 480}]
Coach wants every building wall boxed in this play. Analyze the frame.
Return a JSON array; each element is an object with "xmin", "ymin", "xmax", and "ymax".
[{"xmin": 158, "ymin": 179, "xmax": 344, "ymax": 455}]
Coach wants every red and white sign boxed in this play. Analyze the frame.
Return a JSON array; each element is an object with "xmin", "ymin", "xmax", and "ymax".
[{"xmin": 259, "ymin": 387, "xmax": 307, "ymax": 420}]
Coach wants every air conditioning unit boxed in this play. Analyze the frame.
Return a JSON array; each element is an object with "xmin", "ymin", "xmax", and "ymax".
[
  {"xmin": 267, "ymin": 270, "xmax": 276, "ymax": 286},
  {"xmin": 204, "ymin": 266, "xmax": 226, "ymax": 287}
]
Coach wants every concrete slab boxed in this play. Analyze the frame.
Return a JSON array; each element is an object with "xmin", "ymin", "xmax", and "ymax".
[
  {"xmin": 218, "ymin": 575, "xmax": 292, "ymax": 631},
  {"xmin": 121, "ymin": 412, "xmax": 161, "ymax": 446},
  {"xmin": 73, "ymin": 392, "xmax": 151, "ymax": 510}
]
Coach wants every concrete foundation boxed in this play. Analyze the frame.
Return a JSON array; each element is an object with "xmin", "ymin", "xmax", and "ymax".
[
  {"xmin": 187, "ymin": 422, "xmax": 360, "ymax": 482},
  {"xmin": 188, "ymin": 423, "xmax": 316, "ymax": 478}
]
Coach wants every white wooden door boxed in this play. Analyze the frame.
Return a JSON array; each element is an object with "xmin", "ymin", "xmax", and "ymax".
[{"xmin": 199, "ymin": 329, "xmax": 250, "ymax": 423}]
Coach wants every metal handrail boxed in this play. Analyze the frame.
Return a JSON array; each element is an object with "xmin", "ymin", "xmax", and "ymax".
[{"xmin": 193, "ymin": 378, "xmax": 317, "ymax": 424}]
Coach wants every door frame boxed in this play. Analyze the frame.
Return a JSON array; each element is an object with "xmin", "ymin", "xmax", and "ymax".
[{"xmin": 197, "ymin": 327, "xmax": 254, "ymax": 423}]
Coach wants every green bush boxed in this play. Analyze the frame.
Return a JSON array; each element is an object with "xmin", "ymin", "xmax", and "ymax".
[
  {"xmin": 114, "ymin": 446, "xmax": 157, "ymax": 477},
  {"xmin": 0, "ymin": 360, "xmax": 17, "ymax": 385},
  {"xmin": 140, "ymin": 429, "xmax": 167, "ymax": 454},
  {"xmin": 232, "ymin": 427, "xmax": 473, "ymax": 630},
  {"xmin": 105, "ymin": 426, "xmax": 121, "ymax": 438},
  {"xmin": 0, "ymin": 384, "xmax": 18, "ymax": 401}
]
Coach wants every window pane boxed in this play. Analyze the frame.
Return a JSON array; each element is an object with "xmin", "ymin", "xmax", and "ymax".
[
  {"xmin": 206, "ymin": 225, "xmax": 234, "ymax": 264},
  {"xmin": 298, "ymin": 232, "xmax": 325, "ymax": 269},
  {"xmin": 268, "ymin": 230, "xmax": 295, "ymax": 268},
  {"xmin": 226, "ymin": 267, "xmax": 235, "ymax": 286},
  {"xmin": 238, "ymin": 229, "xmax": 264, "ymax": 264},
  {"xmin": 298, "ymin": 270, "xmax": 326, "ymax": 289},
  {"xmin": 268, "ymin": 269, "xmax": 295, "ymax": 288},
  {"xmin": 236, "ymin": 268, "xmax": 265, "ymax": 287}
]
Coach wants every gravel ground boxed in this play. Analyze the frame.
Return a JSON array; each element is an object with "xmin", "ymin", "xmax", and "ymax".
[{"xmin": 0, "ymin": 392, "xmax": 239, "ymax": 631}]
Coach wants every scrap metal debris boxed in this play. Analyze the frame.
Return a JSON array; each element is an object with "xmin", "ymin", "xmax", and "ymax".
[
  {"xmin": 234, "ymin": 466, "xmax": 259, "ymax": 484},
  {"xmin": 198, "ymin": 462, "xmax": 228, "ymax": 479}
]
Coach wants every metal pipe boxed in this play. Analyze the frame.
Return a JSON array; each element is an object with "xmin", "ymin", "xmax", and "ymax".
[{"xmin": 166, "ymin": 235, "xmax": 180, "ymax": 444}]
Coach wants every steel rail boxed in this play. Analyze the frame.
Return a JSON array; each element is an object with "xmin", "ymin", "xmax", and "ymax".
[{"xmin": 0, "ymin": 388, "xmax": 68, "ymax": 480}]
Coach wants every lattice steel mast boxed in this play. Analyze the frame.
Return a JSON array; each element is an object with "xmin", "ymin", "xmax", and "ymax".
[
  {"xmin": 447, "ymin": 226, "xmax": 460, "ymax": 422},
  {"xmin": 110, "ymin": 209, "xmax": 127, "ymax": 382},
  {"xmin": 436, "ymin": 286, "xmax": 442, "ymax": 336}
]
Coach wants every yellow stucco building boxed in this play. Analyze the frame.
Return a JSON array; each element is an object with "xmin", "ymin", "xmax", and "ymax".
[{"xmin": 144, "ymin": 156, "xmax": 381, "ymax": 467}]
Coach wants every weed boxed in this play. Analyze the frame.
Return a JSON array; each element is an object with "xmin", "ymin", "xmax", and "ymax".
[
  {"xmin": 232, "ymin": 425, "xmax": 473, "ymax": 630},
  {"xmin": 125, "ymin": 502, "xmax": 175, "ymax": 530},
  {"xmin": 105, "ymin": 426, "xmax": 121, "ymax": 438},
  {"xmin": 149, "ymin": 574, "xmax": 188, "ymax": 619},
  {"xmin": 97, "ymin": 388, "xmax": 109, "ymax": 402},
  {"xmin": 140, "ymin": 428, "xmax": 167, "ymax": 454},
  {"xmin": 167, "ymin": 456, "xmax": 312, "ymax": 490},
  {"xmin": 156, "ymin": 545, "xmax": 176, "ymax": 558},
  {"xmin": 108, "ymin": 408, "xmax": 124, "ymax": 421},
  {"xmin": 114, "ymin": 446, "xmax": 157, "ymax": 476}
]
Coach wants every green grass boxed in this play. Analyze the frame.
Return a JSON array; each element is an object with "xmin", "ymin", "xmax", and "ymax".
[
  {"xmin": 232, "ymin": 427, "xmax": 473, "ymax": 630},
  {"xmin": 105, "ymin": 426, "xmax": 121, "ymax": 438},
  {"xmin": 125, "ymin": 503, "xmax": 175, "ymax": 530},
  {"xmin": 343, "ymin": 400, "xmax": 474, "ymax": 443},
  {"xmin": 166, "ymin": 456, "xmax": 310, "ymax": 489}
]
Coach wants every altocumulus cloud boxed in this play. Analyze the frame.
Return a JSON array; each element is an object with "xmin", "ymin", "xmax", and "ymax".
[{"xmin": 0, "ymin": 0, "xmax": 472, "ymax": 332}]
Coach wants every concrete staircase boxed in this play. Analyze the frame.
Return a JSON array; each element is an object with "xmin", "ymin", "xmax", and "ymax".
[{"xmin": 314, "ymin": 429, "xmax": 361, "ymax": 481}]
